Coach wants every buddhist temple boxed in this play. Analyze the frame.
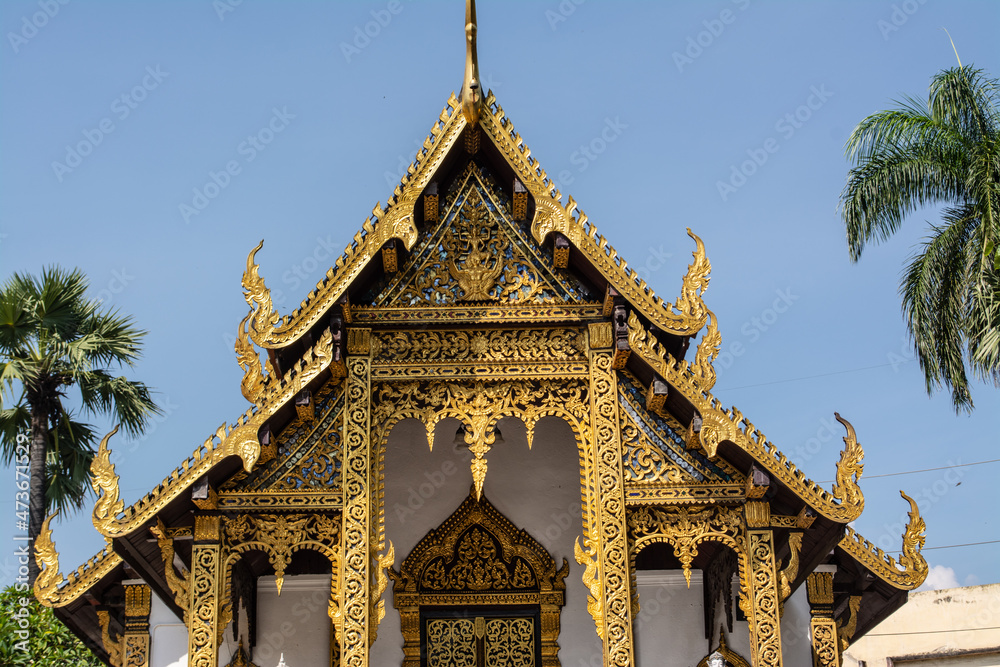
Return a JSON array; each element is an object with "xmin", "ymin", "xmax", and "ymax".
[{"xmin": 34, "ymin": 3, "xmax": 929, "ymax": 666}]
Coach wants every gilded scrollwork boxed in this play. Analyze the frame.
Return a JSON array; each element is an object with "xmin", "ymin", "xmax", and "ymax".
[
  {"xmin": 747, "ymin": 529, "xmax": 783, "ymax": 667},
  {"xmin": 628, "ymin": 505, "xmax": 744, "ymax": 586},
  {"xmin": 33, "ymin": 516, "xmax": 121, "ymax": 609},
  {"xmin": 371, "ymin": 328, "xmax": 585, "ymax": 365},
  {"xmin": 97, "ymin": 609, "xmax": 124, "ymax": 667},
  {"xmin": 778, "ymin": 531, "xmax": 804, "ymax": 603},
  {"xmin": 90, "ymin": 425, "xmax": 124, "ymax": 531}
]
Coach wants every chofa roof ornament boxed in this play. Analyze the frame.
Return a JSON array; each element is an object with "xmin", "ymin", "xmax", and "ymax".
[{"xmin": 461, "ymin": 0, "xmax": 482, "ymax": 125}]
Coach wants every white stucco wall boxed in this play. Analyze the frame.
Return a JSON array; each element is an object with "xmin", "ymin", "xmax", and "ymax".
[
  {"xmin": 149, "ymin": 587, "xmax": 186, "ymax": 667},
  {"xmin": 253, "ymin": 574, "xmax": 332, "ymax": 667},
  {"xmin": 372, "ymin": 415, "xmax": 604, "ymax": 667}
]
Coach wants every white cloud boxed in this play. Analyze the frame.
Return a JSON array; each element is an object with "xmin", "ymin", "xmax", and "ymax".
[{"xmin": 917, "ymin": 564, "xmax": 960, "ymax": 591}]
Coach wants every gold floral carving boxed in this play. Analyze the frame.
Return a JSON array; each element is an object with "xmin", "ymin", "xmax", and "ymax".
[
  {"xmin": 342, "ymin": 356, "xmax": 373, "ymax": 667},
  {"xmin": 587, "ymin": 350, "xmax": 635, "ymax": 666},
  {"xmin": 149, "ymin": 519, "xmax": 189, "ymax": 621},
  {"xmin": 838, "ymin": 491, "xmax": 927, "ymax": 590},
  {"xmin": 244, "ymin": 96, "xmax": 463, "ymax": 349},
  {"xmin": 391, "ymin": 491, "xmax": 567, "ymax": 667},
  {"xmin": 691, "ymin": 309, "xmax": 721, "ymax": 391},
  {"xmin": 747, "ymin": 529, "xmax": 783, "ymax": 667},
  {"xmin": 628, "ymin": 505, "xmax": 744, "ymax": 586},
  {"xmin": 371, "ymin": 328, "xmax": 585, "ymax": 365},
  {"xmin": 446, "ymin": 195, "xmax": 507, "ymax": 300},
  {"xmin": 188, "ymin": 516, "xmax": 222, "ymax": 667},
  {"xmin": 811, "ymin": 619, "xmax": 840, "ymax": 667},
  {"xmin": 353, "ymin": 303, "xmax": 604, "ymax": 325},
  {"xmin": 627, "ymin": 312, "xmax": 865, "ymax": 523},
  {"xmin": 832, "ymin": 413, "xmax": 864, "ymax": 511},
  {"xmin": 220, "ymin": 512, "xmax": 341, "ymax": 641},
  {"xmin": 372, "ymin": 377, "xmax": 590, "ymax": 501},
  {"xmin": 122, "ymin": 583, "xmax": 151, "ymax": 667}
]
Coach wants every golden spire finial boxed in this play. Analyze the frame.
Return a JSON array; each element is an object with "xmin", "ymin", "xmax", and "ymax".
[{"xmin": 461, "ymin": 0, "xmax": 482, "ymax": 125}]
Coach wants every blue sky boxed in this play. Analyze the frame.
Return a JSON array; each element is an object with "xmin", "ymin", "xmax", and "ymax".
[{"xmin": 1, "ymin": 1, "xmax": 997, "ymax": 591}]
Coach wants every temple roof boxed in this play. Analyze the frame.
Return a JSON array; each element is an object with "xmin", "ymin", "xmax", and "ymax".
[{"xmin": 33, "ymin": 2, "xmax": 927, "ymax": 657}]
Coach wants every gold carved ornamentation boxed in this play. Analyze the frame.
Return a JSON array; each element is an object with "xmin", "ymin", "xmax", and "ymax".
[
  {"xmin": 189, "ymin": 515, "xmax": 222, "ymax": 667},
  {"xmin": 122, "ymin": 583, "xmax": 151, "ymax": 667},
  {"xmin": 33, "ymin": 512, "xmax": 121, "ymax": 608},
  {"xmin": 628, "ymin": 505, "xmax": 744, "ymax": 587},
  {"xmin": 149, "ymin": 519, "xmax": 189, "ymax": 621},
  {"xmin": 93, "ymin": 328, "xmax": 336, "ymax": 539},
  {"xmin": 391, "ymin": 492, "xmax": 567, "ymax": 667},
  {"xmin": 832, "ymin": 413, "xmax": 864, "ymax": 511},
  {"xmin": 225, "ymin": 642, "xmax": 260, "ymax": 667},
  {"xmin": 372, "ymin": 378, "xmax": 589, "ymax": 501},
  {"xmin": 806, "ymin": 572, "xmax": 839, "ymax": 667},
  {"xmin": 370, "ymin": 541, "xmax": 395, "ymax": 645},
  {"xmin": 244, "ymin": 91, "xmax": 461, "ymax": 349},
  {"xmin": 483, "ymin": 92, "xmax": 717, "ymax": 337},
  {"xmin": 627, "ymin": 311, "xmax": 865, "ymax": 523},
  {"xmin": 587, "ymin": 350, "xmax": 635, "ymax": 666},
  {"xmin": 446, "ymin": 195, "xmax": 507, "ymax": 300},
  {"xmin": 91, "ymin": 425, "xmax": 124, "ymax": 531},
  {"xmin": 342, "ymin": 356, "xmax": 373, "ymax": 667},
  {"xmin": 347, "ymin": 327, "xmax": 371, "ymax": 355},
  {"xmin": 235, "ymin": 307, "xmax": 275, "ymax": 405},
  {"xmin": 371, "ymin": 328, "xmax": 586, "ymax": 366},
  {"xmin": 778, "ymin": 531, "xmax": 804, "ymax": 603},
  {"xmin": 97, "ymin": 609, "xmax": 124, "ymax": 667},
  {"xmin": 691, "ymin": 309, "xmax": 722, "ymax": 391},
  {"xmin": 838, "ymin": 491, "xmax": 927, "ymax": 590},
  {"xmin": 588, "ymin": 322, "xmax": 612, "ymax": 350},
  {"xmin": 837, "ymin": 595, "xmax": 862, "ymax": 653},
  {"xmin": 460, "ymin": 0, "xmax": 482, "ymax": 126},
  {"xmin": 746, "ymin": 528, "xmax": 783, "ymax": 667},
  {"xmin": 220, "ymin": 512, "xmax": 342, "ymax": 643},
  {"xmin": 353, "ymin": 303, "xmax": 604, "ymax": 326},
  {"xmin": 696, "ymin": 628, "xmax": 751, "ymax": 667}
]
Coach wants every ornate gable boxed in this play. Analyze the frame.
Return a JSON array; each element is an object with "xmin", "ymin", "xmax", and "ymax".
[{"xmin": 368, "ymin": 162, "xmax": 593, "ymax": 308}]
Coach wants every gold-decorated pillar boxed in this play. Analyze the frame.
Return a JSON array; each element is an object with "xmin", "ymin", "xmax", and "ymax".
[
  {"xmin": 342, "ymin": 328, "xmax": 373, "ymax": 667},
  {"xmin": 188, "ymin": 515, "xmax": 222, "ymax": 667},
  {"xmin": 122, "ymin": 582, "xmax": 151, "ymax": 667},
  {"xmin": 745, "ymin": 501, "xmax": 783, "ymax": 666},
  {"xmin": 586, "ymin": 322, "xmax": 635, "ymax": 667},
  {"xmin": 806, "ymin": 571, "xmax": 841, "ymax": 667}
]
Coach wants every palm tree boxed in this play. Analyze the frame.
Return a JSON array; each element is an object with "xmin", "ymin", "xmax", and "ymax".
[
  {"xmin": 840, "ymin": 65, "xmax": 1000, "ymax": 412},
  {"xmin": 0, "ymin": 267, "xmax": 160, "ymax": 585}
]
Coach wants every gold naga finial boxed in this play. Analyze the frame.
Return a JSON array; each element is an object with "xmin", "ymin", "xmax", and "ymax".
[
  {"xmin": 461, "ymin": 0, "xmax": 483, "ymax": 125},
  {"xmin": 898, "ymin": 490, "xmax": 929, "ymax": 584},
  {"xmin": 34, "ymin": 511, "xmax": 65, "ymax": 606},
  {"xmin": 91, "ymin": 425, "xmax": 124, "ymax": 534},
  {"xmin": 832, "ymin": 412, "xmax": 865, "ymax": 512}
]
